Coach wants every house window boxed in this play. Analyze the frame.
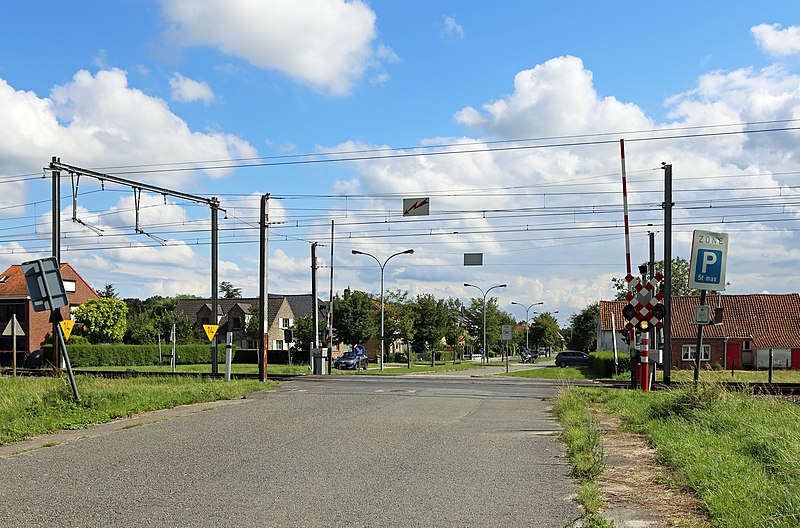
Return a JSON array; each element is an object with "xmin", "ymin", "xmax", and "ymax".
[
  {"xmin": 64, "ymin": 280, "xmax": 76, "ymax": 293},
  {"xmin": 274, "ymin": 339, "xmax": 284, "ymax": 351},
  {"xmin": 232, "ymin": 317, "xmax": 242, "ymax": 331},
  {"xmin": 280, "ymin": 318, "xmax": 291, "ymax": 329},
  {"xmin": 682, "ymin": 344, "xmax": 711, "ymax": 362},
  {"xmin": 742, "ymin": 340, "xmax": 752, "ymax": 351},
  {"xmin": 70, "ymin": 305, "xmax": 78, "ymax": 320}
]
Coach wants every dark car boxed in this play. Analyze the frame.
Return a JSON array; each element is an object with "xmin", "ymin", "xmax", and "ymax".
[
  {"xmin": 555, "ymin": 350, "xmax": 589, "ymax": 368},
  {"xmin": 334, "ymin": 350, "xmax": 368, "ymax": 370}
]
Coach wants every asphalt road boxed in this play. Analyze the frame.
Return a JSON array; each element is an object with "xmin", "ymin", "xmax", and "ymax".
[{"xmin": 0, "ymin": 375, "xmax": 581, "ymax": 527}]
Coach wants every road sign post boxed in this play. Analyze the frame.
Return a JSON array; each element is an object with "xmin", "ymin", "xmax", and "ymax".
[
  {"xmin": 2, "ymin": 315, "xmax": 24, "ymax": 377},
  {"xmin": 501, "ymin": 325, "xmax": 512, "ymax": 373},
  {"xmin": 688, "ymin": 230, "xmax": 729, "ymax": 386},
  {"xmin": 21, "ymin": 257, "xmax": 80, "ymax": 402}
]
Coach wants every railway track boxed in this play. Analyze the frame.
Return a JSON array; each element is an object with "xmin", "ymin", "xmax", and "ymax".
[{"xmin": 4, "ymin": 368, "xmax": 800, "ymax": 396}]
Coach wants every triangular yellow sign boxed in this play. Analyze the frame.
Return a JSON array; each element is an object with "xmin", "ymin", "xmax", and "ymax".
[
  {"xmin": 203, "ymin": 324, "xmax": 219, "ymax": 342},
  {"xmin": 59, "ymin": 319, "xmax": 75, "ymax": 341}
]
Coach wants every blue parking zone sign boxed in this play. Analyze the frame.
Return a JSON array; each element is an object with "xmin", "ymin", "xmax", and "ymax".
[
  {"xmin": 694, "ymin": 249, "xmax": 723, "ymax": 285},
  {"xmin": 689, "ymin": 230, "xmax": 728, "ymax": 291}
]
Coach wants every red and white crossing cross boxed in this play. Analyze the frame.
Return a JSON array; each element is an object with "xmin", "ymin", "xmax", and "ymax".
[{"xmin": 623, "ymin": 272, "xmax": 665, "ymax": 331}]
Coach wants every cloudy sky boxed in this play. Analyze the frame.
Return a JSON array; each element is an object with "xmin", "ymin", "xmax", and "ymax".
[{"xmin": 1, "ymin": 1, "xmax": 799, "ymax": 325}]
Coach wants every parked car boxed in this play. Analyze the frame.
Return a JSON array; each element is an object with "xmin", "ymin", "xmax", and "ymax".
[
  {"xmin": 334, "ymin": 350, "xmax": 369, "ymax": 370},
  {"xmin": 555, "ymin": 350, "xmax": 589, "ymax": 368}
]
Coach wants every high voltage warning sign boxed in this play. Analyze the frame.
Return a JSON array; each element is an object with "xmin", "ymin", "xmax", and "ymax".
[
  {"xmin": 203, "ymin": 324, "xmax": 219, "ymax": 342},
  {"xmin": 59, "ymin": 320, "xmax": 75, "ymax": 341}
]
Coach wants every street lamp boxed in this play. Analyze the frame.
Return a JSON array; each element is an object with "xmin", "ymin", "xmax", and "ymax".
[
  {"xmin": 464, "ymin": 283, "xmax": 507, "ymax": 364},
  {"xmin": 352, "ymin": 248, "xmax": 414, "ymax": 371},
  {"xmin": 511, "ymin": 301, "xmax": 544, "ymax": 352}
]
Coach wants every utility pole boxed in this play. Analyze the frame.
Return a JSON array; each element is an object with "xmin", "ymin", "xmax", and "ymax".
[
  {"xmin": 649, "ymin": 231, "xmax": 656, "ymax": 382},
  {"xmin": 51, "ymin": 157, "xmax": 61, "ymax": 369},
  {"xmin": 258, "ymin": 194, "xmax": 269, "ymax": 382},
  {"xmin": 211, "ymin": 199, "xmax": 219, "ymax": 375},
  {"xmin": 328, "ymin": 220, "xmax": 334, "ymax": 374},
  {"xmin": 311, "ymin": 242, "xmax": 319, "ymax": 351},
  {"xmin": 662, "ymin": 163, "xmax": 673, "ymax": 386}
]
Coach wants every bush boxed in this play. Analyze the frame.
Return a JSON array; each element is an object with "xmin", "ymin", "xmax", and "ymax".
[
  {"xmin": 589, "ymin": 351, "xmax": 630, "ymax": 377},
  {"xmin": 41, "ymin": 343, "xmax": 236, "ymax": 367}
]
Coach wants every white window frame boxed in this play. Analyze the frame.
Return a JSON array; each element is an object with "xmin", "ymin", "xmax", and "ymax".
[
  {"xmin": 274, "ymin": 339, "xmax": 284, "ymax": 351},
  {"xmin": 64, "ymin": 280, "xmax": 76, "ymax": 293},
  {"xmin": 682, "ymin": 344, "xmax": 711, "ymax": 362},
  {"xmin": 280, "ymin": 318, "xmax": 292, "ymax": 329}
]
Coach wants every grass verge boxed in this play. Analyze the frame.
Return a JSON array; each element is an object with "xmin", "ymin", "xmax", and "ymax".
[
  {"xmin": 564, "ymin": 384, "xmax": 800, "ymax": 528},
  {"xmin": 0, "ymin": 374, "xmax": 274, "ymax": 446},
  {"xmin": 552, "ymin": 388, "xmax": 615, "ymax": 527},
  {"xmin": 503, "ymin": 365, "xmax": 594, "ymax": 379}
]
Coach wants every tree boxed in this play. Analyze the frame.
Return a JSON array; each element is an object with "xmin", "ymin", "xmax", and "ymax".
[
  {"xmin": 529, "ymin": 312, "xmax": 561, "ymax": 351},
  {"xmin": 97, "ymin": 283, "xmax": 118, "ymax": 298},
  {"xmin": 291, "ymin": 313, "xmax": 324, "ymax": 352},
  {"xmin": 74, "ymin": 298, "xmax": 128, "ymax": 343},
  {"xmin": 332, "ymin": 290, "xmax": 376, "ymax": 347},
  {"xmin": 442, "ymin": 297, "xmax": 463, "ymax": 348},
  {"xmin": 462, "ymin": 296, "xmax": 514, "ymax": 355},
  {"xmin": 611, "ymin": 257, "xmax": 699, "ymax": 300},
  {"xmin": 383, "ymin": 289, "xmax": 416, "ymax": 345},
  {"xmin": 566, "ymin": 302, "xmax": 599, "ymax": 352},
  {"xmin": 411, "ymin": 293, "xmax": 448, "ymax": 353},
  {"xmin": 220, "ymin": 281, "xmax": 242, "ymax": 299}
]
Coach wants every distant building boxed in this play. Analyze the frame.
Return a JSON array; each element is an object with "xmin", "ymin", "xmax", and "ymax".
[
  {"xmin": 0, "ymin": 262, "xmax": 99, "ymax": 365},
  {"xmin": 175, "ymin": 294, "xmax": 326, "ymax": 351},
  {"xmin": 598, "ymin": 293, "xmax": 800, "ymax": 370}
]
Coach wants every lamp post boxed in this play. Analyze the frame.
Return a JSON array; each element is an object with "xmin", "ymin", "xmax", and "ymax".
[
  {"xmin": 511, "ymin": 301, "xmax": 544, "ymax": 352},
  {"xmin": 464, "ymin": 283, "xmax": 507, "ymax": 364},
  {"xmin": 352, "ymin": 248, "xmax": 414, "ymax": 371}
]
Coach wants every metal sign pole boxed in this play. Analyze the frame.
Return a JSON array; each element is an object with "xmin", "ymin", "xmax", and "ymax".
[{"xmin": 12, "ymin": 314, "xmax": 18, "ymax": 377}]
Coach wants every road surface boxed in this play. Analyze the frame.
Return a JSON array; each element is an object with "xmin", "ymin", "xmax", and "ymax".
[{"xmin": 0, "ymin": 375, "xmax": 580, "ymax": 527}]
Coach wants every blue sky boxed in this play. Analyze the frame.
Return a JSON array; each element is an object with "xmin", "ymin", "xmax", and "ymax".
[{"xmin": 2, "ymin": 1, "xmax": 800, "ymax": 324}]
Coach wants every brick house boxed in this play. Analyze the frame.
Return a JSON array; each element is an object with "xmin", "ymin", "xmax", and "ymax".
[
  {"xmin": 598, "ymin": 294, "xmax": 800, "ymax": 370},
  {"xmin": 0, "ymin": 262, "xmax": 99, "ymax": 365},
  {"xmin": 175, "ymin": 294, "xmax": 325, "ymax": 351}
]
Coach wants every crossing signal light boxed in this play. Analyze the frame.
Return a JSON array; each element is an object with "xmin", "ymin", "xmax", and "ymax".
[
  {"xmin": 651, "ymin": 303, "xmax": 666, "ymax": 320},
  {"xmin": 622, "ymin": 304, "xmax": 636, "ymax": 321},
  {"xmin": 635, "ymin": 319, "xmax": 650, "ymax": 333}
]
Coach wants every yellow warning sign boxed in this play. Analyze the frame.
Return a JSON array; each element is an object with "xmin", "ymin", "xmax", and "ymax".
[
  {"xmin": 203, "ymin": 324, "xmax": 219, "ymax": 342},
  {"xmin": 59, "ymin": 319, "xmax": 75, "ymax": 341}
]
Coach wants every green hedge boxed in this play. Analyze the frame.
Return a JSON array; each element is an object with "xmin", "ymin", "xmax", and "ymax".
[
  {"xmin": 588, "ymin": 351, "xmax": 630, "ymax": 377},
  {"xmin": 42, "ymin": 343, "xmax": 233, "ymax": 367}
]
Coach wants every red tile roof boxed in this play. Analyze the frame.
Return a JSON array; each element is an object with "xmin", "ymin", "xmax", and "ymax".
[
  {"xmin": 0, "ymin": 262, "xmax": 96, "ymax": 299},
  {"xmin": 600, "ymin": 294, "xmax": 800, "ymax": 349}
]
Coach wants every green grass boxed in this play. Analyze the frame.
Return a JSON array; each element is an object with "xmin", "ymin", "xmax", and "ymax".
[
  {"xmin": 566, "ymin": 385, "xmax": 800, "ymax": 528},
  {"xmin": 502, "ymin": 365, "xmax": 594, "ymax": 379},
  {"xmin": 0, "ymin": 374, "xmax": 274, "ymax": 446},
  {"xmin": 552, "ymin": 387, "xmax": 615, "ymax": 527}
]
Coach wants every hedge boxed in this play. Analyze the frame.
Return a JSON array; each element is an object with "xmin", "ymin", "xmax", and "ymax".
[
  {"xmin": 588, "ymin": 351, "xmax": 631, "ymax": 377},
  {"xmin": 41, "ymin": 343, "xmax": 236, "ymax": 367}
]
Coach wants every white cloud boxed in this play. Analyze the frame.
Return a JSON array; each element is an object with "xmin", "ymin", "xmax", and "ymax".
[
  {"xmin": 169, "ymin": 72, "xmax": 215, "ymax": 104},
  {"xmin": 441, "ymin": 15, "xmax": 464, "ymax": 39},
  {"xmin": 454, "ymin": 56, "xmax": 652, "ymax": 138},
  {"xmin": 0, "ymin": 68, "xmax": 257, "ymax": 187},
  {"xmin": 159, "ymin": 0, "xmax": 387, "ymax": 95},
  {"xmin": 326, "ymin": 53, "xmax": 800, "ymax": 319},
  {"xmin": 752, "ymin": 23, "xmax": 800, "ymax": 56}
]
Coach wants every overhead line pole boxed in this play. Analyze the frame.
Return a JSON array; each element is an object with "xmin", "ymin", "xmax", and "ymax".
[
  {"xmin": 51, "ymin": 157, "xmax": 61, "ymax": 370},
  {"xmin": 47, "ymin": 159, "xmax": 224, "ymax": 375}
]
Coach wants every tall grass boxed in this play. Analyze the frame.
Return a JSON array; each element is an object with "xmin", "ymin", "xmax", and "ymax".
[
  {"xmin": 0, "ymin": 375, "xmax": 273, "ymax": 446},
  {"xmin": 553, "ymin": 388, "xmax": 615, "ymax": 527},
  {"xmin": 582, "ymin": 384, "xmax": 800, "ymax": 528}
]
